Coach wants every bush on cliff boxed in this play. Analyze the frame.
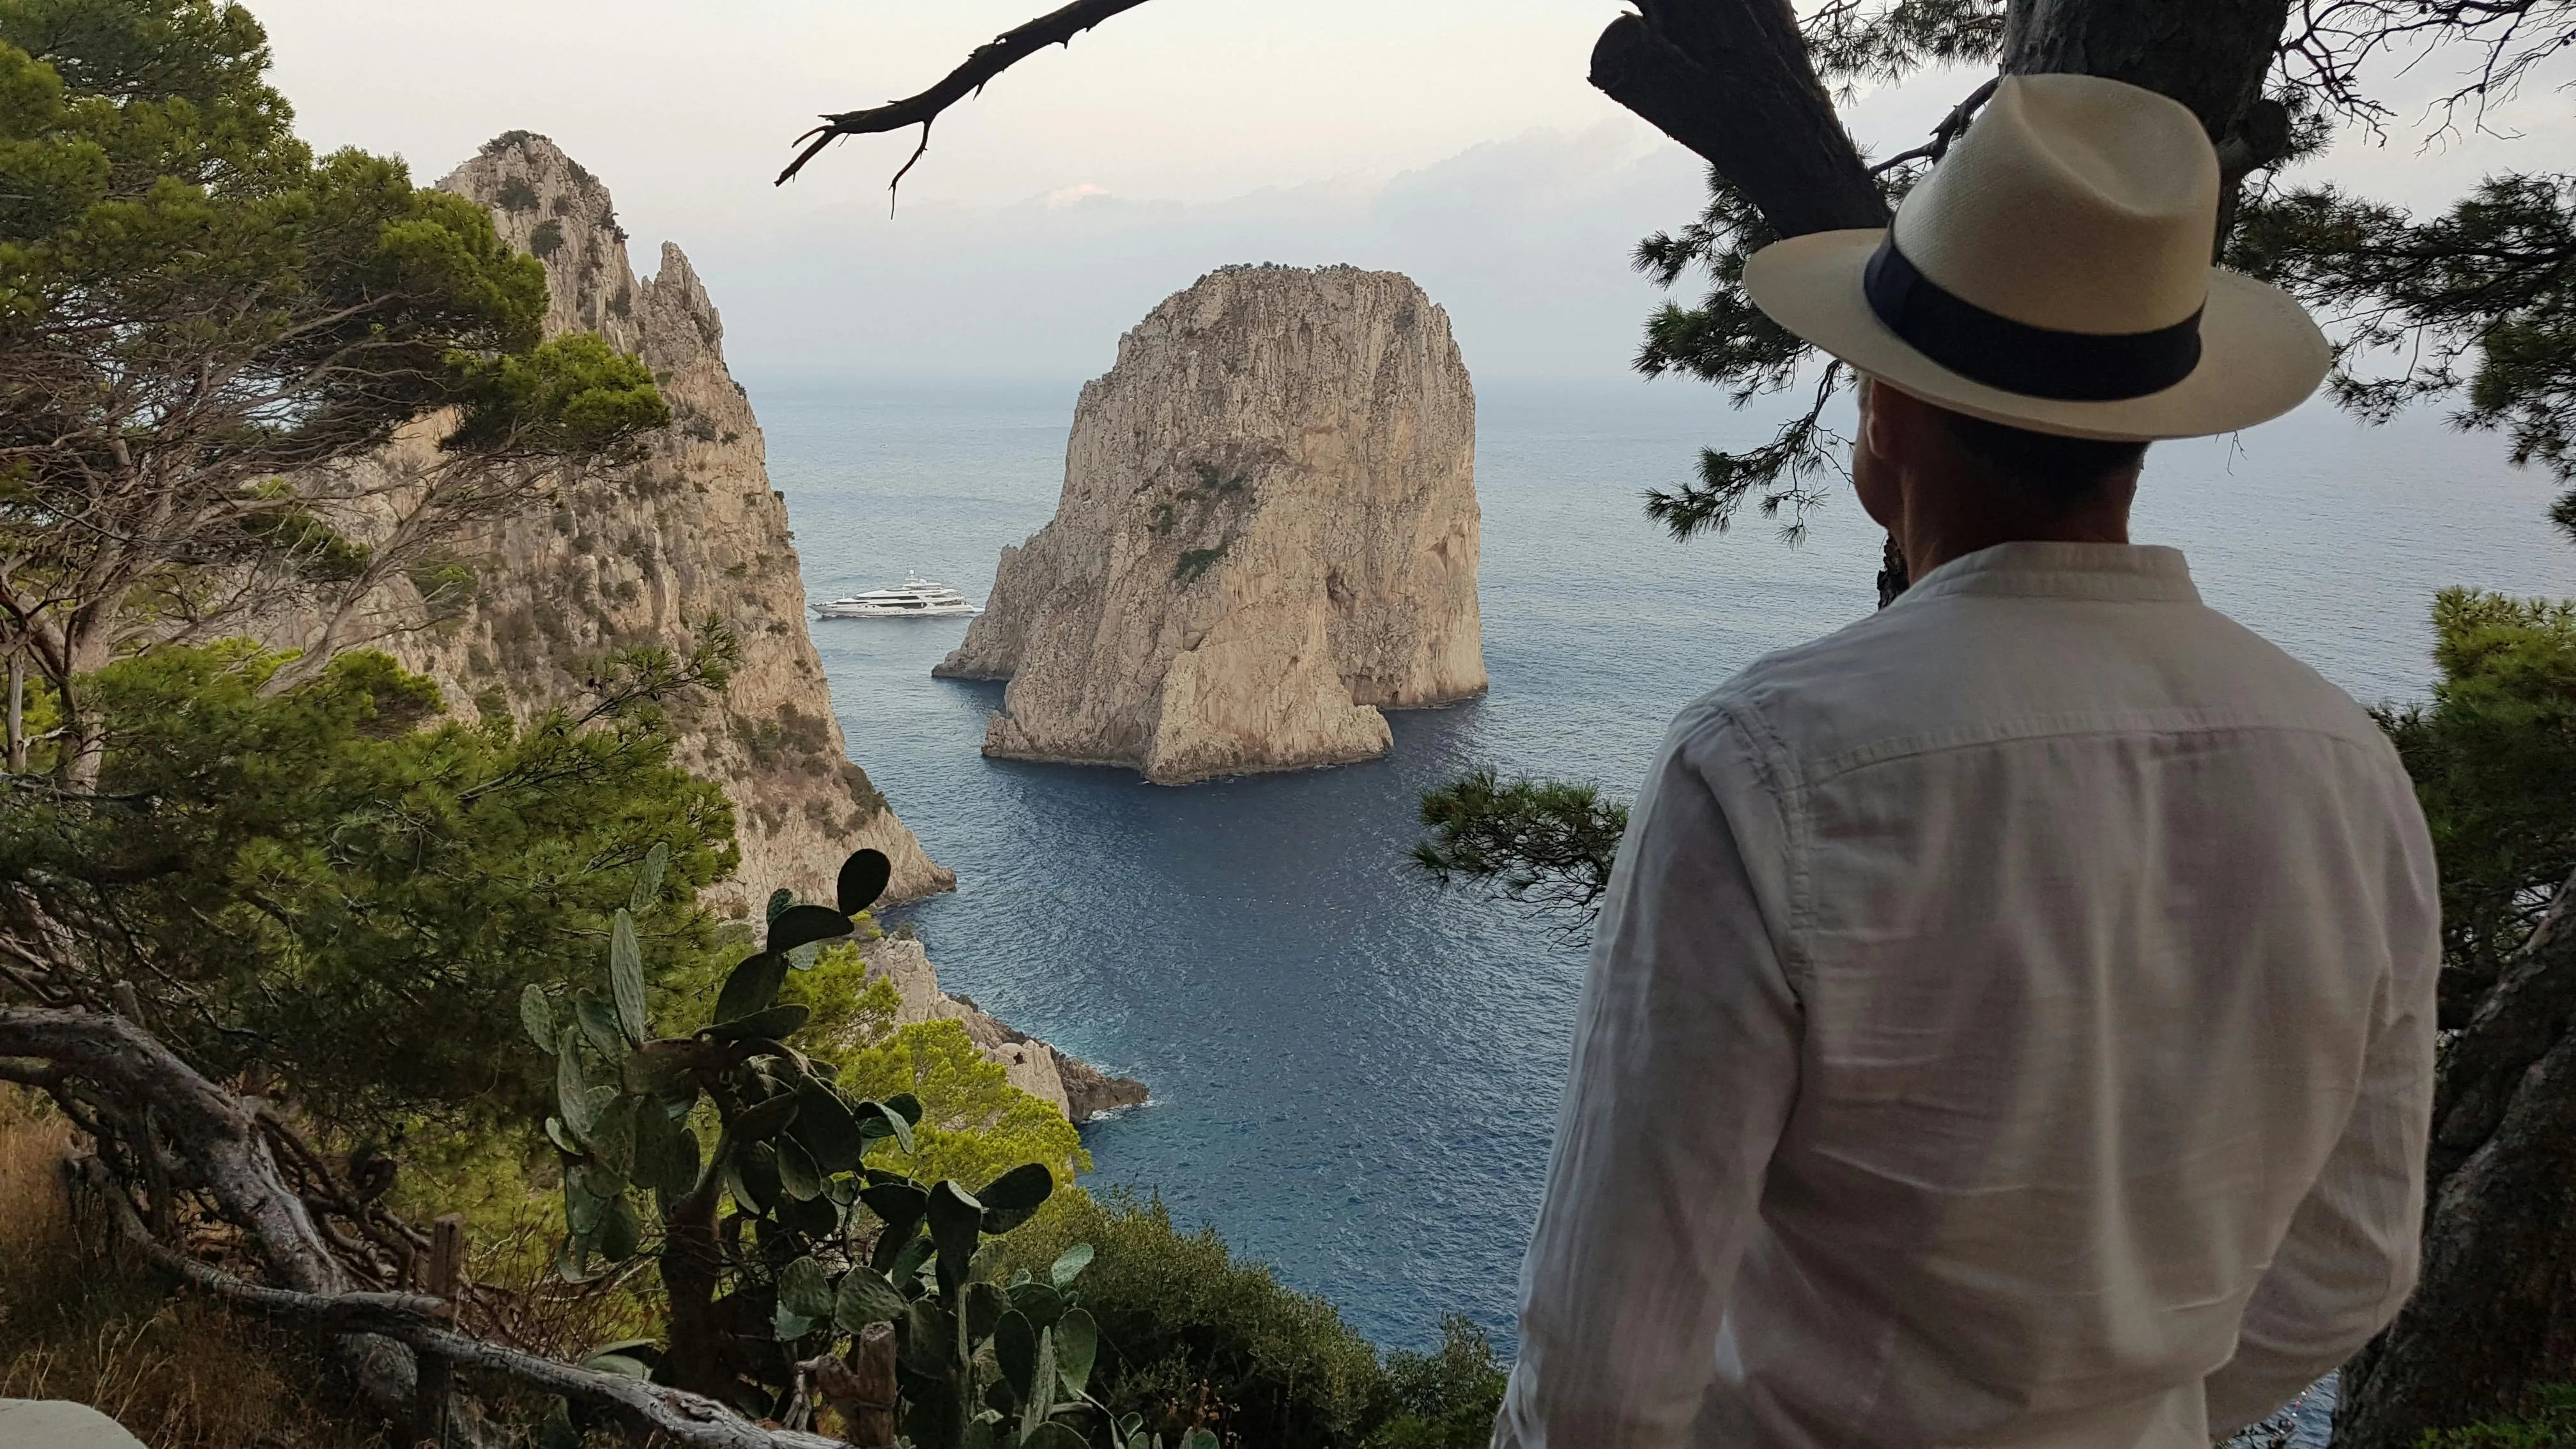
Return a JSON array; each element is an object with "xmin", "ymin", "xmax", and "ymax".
[
  {"xmin": 2379, "ymin": 589, "xmax": 2576, "ymax": 1024},
  {"xmin": 1367, "ymin": 1315, "xmax": 1511, "ymax": 1449},
  {"xmin": 1000, "ymin": 1190, "xmax": 1420, "ymax": 1448},
  {"xmin": 663, "ymin": 936, "xmax": 1092, "ymax": 1188},
  {"xmin": 2417, "ymin": 1387, "xmax": 2576, "ymax": 1447}
]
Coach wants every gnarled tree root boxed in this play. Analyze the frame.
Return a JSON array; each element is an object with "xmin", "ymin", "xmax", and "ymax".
[
  {"xmin": 3, "ymin": 1007, "xmax": 840, "ymax": 1448},
  {"xmin": 66, "ymin": 1153, "xmax": 846, "ymax": 1449}
]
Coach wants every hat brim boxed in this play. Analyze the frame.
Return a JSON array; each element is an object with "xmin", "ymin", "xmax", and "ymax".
[{"xmin": 1741, "ymin": 229, "xmax": 2332, "ymax": 442}]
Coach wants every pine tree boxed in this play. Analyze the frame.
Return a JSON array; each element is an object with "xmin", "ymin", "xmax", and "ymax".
[{"xmin": 0, "ymin": 0, "xmax": 670, "ymax": 778}]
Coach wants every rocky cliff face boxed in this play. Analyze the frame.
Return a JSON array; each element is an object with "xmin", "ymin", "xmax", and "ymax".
[
  {"xmin": 351, "ymin": 134, "xmax": 953, "ymax": 908},
  {"xmin": 935, "ymin": 264, "xmax": 1484, "ymax": 785}
]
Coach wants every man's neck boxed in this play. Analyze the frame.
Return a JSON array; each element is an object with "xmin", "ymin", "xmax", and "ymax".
[{"xmin": 1896, "ymin": 482, "xmax": 2136, "ymax": 581}]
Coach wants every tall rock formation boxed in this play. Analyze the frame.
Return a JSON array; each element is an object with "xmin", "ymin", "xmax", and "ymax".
[
  {"xmin": 936, "ymin": 264, "xmax": 1484, "ymax": 784},
  {"xmin": 345, "ymin": 134, "xmax": 952, "ymax": 908}
]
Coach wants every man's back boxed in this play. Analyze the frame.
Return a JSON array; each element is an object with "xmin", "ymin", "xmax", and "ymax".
[{"xmin": 1497, "ymin": 542, "xmax": 2437, "ymax": 1449}]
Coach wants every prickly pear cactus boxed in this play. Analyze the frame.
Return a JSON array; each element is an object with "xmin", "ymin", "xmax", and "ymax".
[{"xmin": 518, "ymin": 843, "xmax": 1091, "ymax": 1439}]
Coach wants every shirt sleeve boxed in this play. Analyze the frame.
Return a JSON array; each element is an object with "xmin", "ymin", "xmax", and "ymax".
[
  {"xmin": 2202, "ymin": 790, "xmax": 2439, "ymax": 1438},
  {"xmin": 1493, "ymin": 711, "xmax": 1804, "ymax": 1449}
]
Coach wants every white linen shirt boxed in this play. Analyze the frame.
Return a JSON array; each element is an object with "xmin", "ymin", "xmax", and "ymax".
[{"xmin": 1495, "ymin": 542, "xmax": 2438, "ymax": 1449}]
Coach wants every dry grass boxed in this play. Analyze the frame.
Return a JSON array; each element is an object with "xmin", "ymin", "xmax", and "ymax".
[{"xmin": 0, "ymin": 1092, "xmax": 390, "ymax": 1448}]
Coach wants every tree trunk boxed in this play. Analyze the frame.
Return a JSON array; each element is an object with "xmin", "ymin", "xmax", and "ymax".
[
  {"xmin": 2004, "ymin": 0, "xmax": 2286, "ymax": 137},
  {"xmin": 1605, "ymin": 0, "xmax": 2290, "ymax": 215},
  {"xmin": 661, "ymin": 1180, "xmax": 740, "ymax": 1403},
  {"xmin": 1591, "ymin": 0, "xmax": 1887, "ymax": 238},
  {"xmin": 2003, "ymin": 0, "xmax": 2293, "ymax": 245},
  {"xmin": 49, "ymin": 611, "xmax": 114, "ymax": 788}
]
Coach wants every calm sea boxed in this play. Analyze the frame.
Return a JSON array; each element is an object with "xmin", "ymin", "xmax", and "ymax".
[{"xmin": 753, "ymin": 374, "xmax": 2574, "ymax": 1356}]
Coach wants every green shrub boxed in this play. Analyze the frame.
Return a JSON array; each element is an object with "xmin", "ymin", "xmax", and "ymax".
[
  {"xmin": 1367, "ymin": 1315, "xmax": 1508, "ymax": 1449},
  {"xmin": 840, "ymin": 1016, "xmax": 1089, "ymax": 1189},
  {"xmin": 2419, "ymin": 1387, "xmax": 2576, "ymax": 1446},
  {"xmin": 999, "ymin": 1193, "xmax": 1391, "ymax": 1448}
]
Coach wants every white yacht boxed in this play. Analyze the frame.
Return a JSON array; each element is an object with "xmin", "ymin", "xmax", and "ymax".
[{"xmin": 812, "ymin": 574, "xmax": 982, "ymax": 620}]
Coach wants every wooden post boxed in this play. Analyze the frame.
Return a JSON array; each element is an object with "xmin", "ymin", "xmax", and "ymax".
[
  {"xmin": 410, "ymin": 1213, "xmax": 464, "ymax": 1446},
  {"xmin": 8, "ymin": 649, "xmax": 24, "ymax": 774},
  {"xmin": 846, "ymin": 1321, "xmax": 899, "ymax": 1448}
]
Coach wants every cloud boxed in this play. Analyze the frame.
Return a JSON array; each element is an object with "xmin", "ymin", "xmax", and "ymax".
[
  {"xmin": 247, "ymin": 0, "xmax": 2572, "ymax": 390},
  {"xmin": 709, "ymin": 123, "xmax": 1706, "ymax": 385}
]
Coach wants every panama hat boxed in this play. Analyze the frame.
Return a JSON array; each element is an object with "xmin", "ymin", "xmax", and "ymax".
[{"xmin": 1741, "ymin": 73, "xmax": 2330, "ymax": 441}]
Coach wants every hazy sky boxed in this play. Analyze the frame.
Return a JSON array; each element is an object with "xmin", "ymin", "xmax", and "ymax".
[{"xmin": 249, "ymin": 1, "xmax": 2572, "ymax": 381}]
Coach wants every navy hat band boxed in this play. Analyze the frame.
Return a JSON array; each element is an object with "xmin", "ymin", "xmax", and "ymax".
[{"xmin": 1862, "ymin": 238, "xmax": 2204, "ymax": 402}]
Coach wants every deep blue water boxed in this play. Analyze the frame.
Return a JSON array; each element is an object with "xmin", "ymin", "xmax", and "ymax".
[{"xmin": 750, "ymin": 373, "xmax": 2575, "ymax": 1354}]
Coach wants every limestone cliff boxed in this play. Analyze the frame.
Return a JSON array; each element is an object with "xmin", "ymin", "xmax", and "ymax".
[
  {"xmin": 935, "ymin": 264, "xmax": 1485, "ymax": 785},
  {"xmin": 352, "ymin": 134, "xmax": 953, "ymax": 907}
]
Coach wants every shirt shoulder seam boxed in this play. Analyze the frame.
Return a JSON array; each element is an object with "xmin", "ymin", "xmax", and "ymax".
[
  {"xmin": 1700, "ymin": 695, "xmax": 1816, "ymax": 1000},
  {"xmin": 1800, "ymin": 714, "xmax": 2395, "ymax": 786}
]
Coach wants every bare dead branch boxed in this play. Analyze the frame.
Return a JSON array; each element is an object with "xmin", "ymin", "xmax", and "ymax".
[
  {"xmin": 1871, "ymin": 74, "xmax": 2002, "ymax": 174},
  {"xmin": 776, "ymin": 0, "xmax": 1157, "ymax": 188}
]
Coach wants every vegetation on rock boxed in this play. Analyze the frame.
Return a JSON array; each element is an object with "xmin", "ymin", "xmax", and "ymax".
[
  {"xmin": 2415, "ymin": 1387, "xmax": 2576, "ymax": 1448},
  {"xmin": 996, "ymin": 1192, "xmax": 1496, "ymax": 1449},
  {"xmin": 2380, "ymin": 592, "xmax": 2576, "ymax": 1022},
  {"xmin": 2338, "ymin": 592, "xmax": 2576, "ymax": 1448}
]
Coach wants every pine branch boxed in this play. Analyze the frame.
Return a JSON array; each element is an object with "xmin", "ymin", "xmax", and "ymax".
[{"xmin": 1414, "ymin": 770, "xmax": 1630, "ymax": 936}]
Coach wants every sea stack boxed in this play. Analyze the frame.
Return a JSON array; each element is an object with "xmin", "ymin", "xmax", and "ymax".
[{"xmin": 936, "ymin": 264, "xmax": 1485, "ymax": 784}]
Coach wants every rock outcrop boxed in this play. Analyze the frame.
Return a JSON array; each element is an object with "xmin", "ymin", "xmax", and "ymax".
[
  {"xmin": 858, "ymin": 937, "xmax": 1147, "ymax": 1124},
  {"xmin": 334, "ymin": 134, "xmax": 952, "ymax": 909},
  {"xmin": 935, "ymin": 264, "xmax": 1484, "ymax": 784}
]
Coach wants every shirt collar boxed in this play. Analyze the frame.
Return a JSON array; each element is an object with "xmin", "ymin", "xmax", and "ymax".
[{"xmin": 1896, "ymin": 541, "xmax": 2200, "ymax": 606}]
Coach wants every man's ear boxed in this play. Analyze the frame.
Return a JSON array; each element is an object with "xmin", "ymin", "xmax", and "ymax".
[
  {"xmin": 1857, "ymin": 376, "xmax": 1889, "ymax": 461},
  {"xmin": 1862, "ymin": 376, "xmax": 1939, "ymax": 460},
  {"xmin": 1851, "ymin": 376, "xmax": 1905, "ymax": 532}
]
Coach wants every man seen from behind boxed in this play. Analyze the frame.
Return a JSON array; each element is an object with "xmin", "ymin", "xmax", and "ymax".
[{"xmin": 1494, "ymin": 73, "xmax": 2439, "ymax": 1449}]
